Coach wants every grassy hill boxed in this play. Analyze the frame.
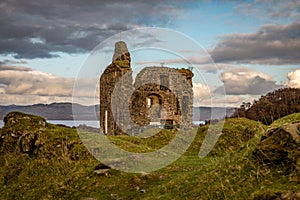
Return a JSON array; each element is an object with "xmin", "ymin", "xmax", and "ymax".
[{"xmin": 0, "ymin": 112, "xmax": 299, "ymax": 199}]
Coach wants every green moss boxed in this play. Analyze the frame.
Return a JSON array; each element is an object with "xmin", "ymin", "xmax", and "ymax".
[
  {"xmin": 0, "ymin": 112, "xmax": 299, "ymax": 199},
  {"xmin": 113, "ymin": 60, "xmax": 130, "ymax": 68},
  {"xmin": 185, "ymin": 118, "xmax": 266, "ymax": 157},
  {"xmin": 269, "ymin": 112, "xmax": 300, "ymax": 129},
  {"xmin": 208, "ymin": 118, "xmax": 266, "ymax": 156},
  {"xmin": 107, "ymin": 129, "xmax": 177, "ymax": 153}
]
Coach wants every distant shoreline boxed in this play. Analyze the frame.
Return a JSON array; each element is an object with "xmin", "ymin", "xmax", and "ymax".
[
  {"xmin": 0, "ymin": 102, "xmax": 235, "ymax": 121},
  {"xmin": 0, "ymin": 120, "xmax": 205, "ymax": 129}
]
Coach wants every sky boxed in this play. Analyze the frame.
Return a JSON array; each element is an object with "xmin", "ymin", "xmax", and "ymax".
[{"xmin": 0, "ymin": 0, "xmax": 299, "ymax": 107}]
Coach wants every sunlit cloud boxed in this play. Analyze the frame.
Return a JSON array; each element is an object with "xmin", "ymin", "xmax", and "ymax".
[{"xmin": 286, "ymin": 69, "xmax": 300, "ymax": 88}]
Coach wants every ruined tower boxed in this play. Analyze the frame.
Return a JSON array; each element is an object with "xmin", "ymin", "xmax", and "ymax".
[
  {"xmin": 100, "ymin": 41, "xmax": 194, "ymax": 135},
  {"xmin": 99, "ymin": 41, "xmax": 133, "ymax": 135}
]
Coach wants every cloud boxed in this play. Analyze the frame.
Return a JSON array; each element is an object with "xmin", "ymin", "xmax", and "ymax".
[
  {"xmin": 0, "ymin": 94, "xmax": 73, "ymax": 105},
  {"xmin": 193, "ymin": 83, "xmax": 211, "ymax": 106},
  {"xmin": 225, "ymin": 95, "xmax": 259, "ymax": 107},
  {"xmin": 0, "ymin": 64, "xmax": 32, "ymax": 72},
  {"xmin": 135, "ymin": 55, "xmax": 211, "ymax": 66},
  {"xmin": 235, "ymin": 0, "xmax": 300, "ymax": 21},
  {"xmin": 214, "ymin": 68, "xmax": 282, "ymax": 95},
  {"xmin": 193, "ymin": 82, "xmax": 210, "ymax": 98},
  {"xmin": 0, "ymin": 59, "xmax": 27, "ymax": 65},
  {"xmin": 0, "ymin": 69, "xmax": 73, "ymax": 96},
  {"xmin": 0, "ymin": 64, "xmax": 268, "ymax": 107},
  {"xmin": 0, "ymin": 65, "xmax": 98, "ymax": 105},
  {"xmin": 0, "ymin": 0, "xmax": 191, "ymax": 59},
  {"xmin": 192, "ymin": 79, "xmax": 261, "ymax": 107},
  {"xmin": 286, "ymin": 69, "xmax": 300, "ymax": 88},
  {"xmin": 225, "ymin": 95, "xmax": 245, "ymax": 105},
  {"xmin": 211, "ymin": 22, "xmax": 300, "ymax": 65},
  {"xmin": 268, "ymin": 0, "xmax": 300, "ymax": 19},
  {"xmin": 201, "ymin": 63, "xmax": 240, "ymax": 74}
]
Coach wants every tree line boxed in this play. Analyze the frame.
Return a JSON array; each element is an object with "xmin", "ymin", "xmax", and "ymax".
[{"xmin": 232, "ymin": 88, "xmax": 300, "ymax": 125}]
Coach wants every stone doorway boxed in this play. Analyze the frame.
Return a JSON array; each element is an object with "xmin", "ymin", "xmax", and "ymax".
[{"xmin": 146, "ymin": 94, "xmax": 163, "ymax": 123}]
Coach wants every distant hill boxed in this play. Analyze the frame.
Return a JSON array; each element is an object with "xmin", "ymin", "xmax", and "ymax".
[
  {"xmin": 0, "ymin": 103, "xmax": 100, "ymax": 120},
  {"xmin": 0, "ymin": 103, "xmax": 235, "ymax": 121},
  {"xmin": 193, "ymin": 106, "xmax": 235, "ymax": 121}
]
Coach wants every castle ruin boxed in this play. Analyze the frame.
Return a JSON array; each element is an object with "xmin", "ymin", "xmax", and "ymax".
[{"xmin": 100, "ymin": 41, "xmax": 194, "ymax": 135}]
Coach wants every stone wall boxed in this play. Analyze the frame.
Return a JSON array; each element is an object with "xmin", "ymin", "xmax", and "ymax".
[
  {"xmin": 130, "ymin": 67, "xmax": 193, "ymax": 128},
  {"xmin": 100, "ymin": 41, "xmax": 194, "ymax": 135}
]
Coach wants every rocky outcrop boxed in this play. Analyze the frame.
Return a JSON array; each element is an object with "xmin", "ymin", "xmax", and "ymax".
[
  {"xmin": 0, "ymin": 112, "xmax": 90, "ymax": 160},
  {"xmin": 0, "ymin": 112, "xmax": 46, "ymax": 154},
  {"xmin": 254, "ymin": 122, "xmax": 300, "ymax": 171}
]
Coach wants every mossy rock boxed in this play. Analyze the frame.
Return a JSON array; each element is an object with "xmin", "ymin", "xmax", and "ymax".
[
  {"xmin": 3, "ymin": 111, "xmax": 46, "ymax": 128},
  {"xmin": 1, "ymin": 112, "xmax": 46, "ymax": 154},
  {"xmin": 0, "ymin": 112, "xmax": 91, "ymax": 160},
  {"xmin": 254, "ymin": 122, "xmax": 300, "ymax": 171}
]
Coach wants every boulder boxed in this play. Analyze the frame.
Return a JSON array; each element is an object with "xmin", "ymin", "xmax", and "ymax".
[
  {"xmin": 0, "ymin": 112, "xmax": 46, "ymax": 155},
  {"xmin": 254, "ymin": 122, "xmax": 300, "ymax": 170},
  {"xmin": 3, "ymin": 111, "xmax": 46, "ymax": 127},
  {"xmin": 0, "ymin": 112, "xmax": 92, "ymax": 164}
]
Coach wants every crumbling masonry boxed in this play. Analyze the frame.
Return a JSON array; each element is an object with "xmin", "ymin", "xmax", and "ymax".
[{"xmin": 100, "ymin": 41, "xmax": 193, "ymax": 135}]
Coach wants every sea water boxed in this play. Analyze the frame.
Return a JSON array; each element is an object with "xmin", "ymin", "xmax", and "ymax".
[{"xmin": 0, "ymin": 120, "xmax": 204, "ymax": 129}]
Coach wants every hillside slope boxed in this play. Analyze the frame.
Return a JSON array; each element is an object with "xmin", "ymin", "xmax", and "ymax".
[{"xmin": 0, "ymin": 112, "xmax": 299, "ymax": 199}]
